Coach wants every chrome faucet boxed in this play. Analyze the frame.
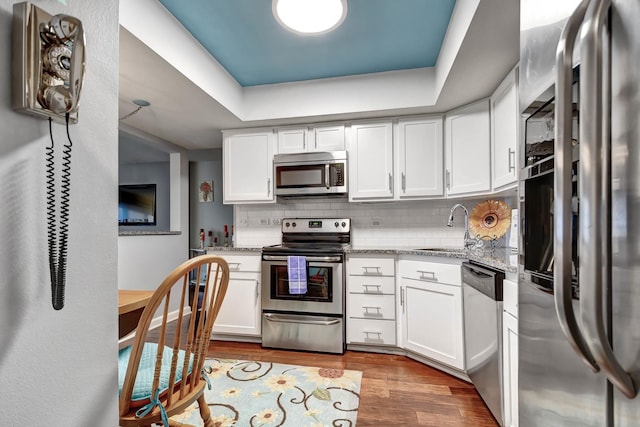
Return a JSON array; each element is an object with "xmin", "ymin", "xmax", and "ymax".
[{"xmin": 447, "ymin": 203, "xmax": 473, "ymax": 249}]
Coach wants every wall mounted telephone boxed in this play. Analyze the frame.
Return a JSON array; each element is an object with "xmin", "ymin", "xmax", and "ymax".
[
  {"xmin": 12, "ymin": 2, "xmax": 85, "ymax": 122},
  {"xmin": 12, "ymin": 3, "xmax": 86, "ymax": 310}
]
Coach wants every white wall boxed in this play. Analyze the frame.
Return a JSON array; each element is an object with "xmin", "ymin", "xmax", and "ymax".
[
  {"xmin": 117, "ymin": 152, "xmax": 190, "ymax": 291},
  {"xmin": 188, "ymin": 149, "xmax": 234, "ymax": 248},
  {"xmin": 0, "ymin": 1, "xmax": 119, "ymax": 425}
]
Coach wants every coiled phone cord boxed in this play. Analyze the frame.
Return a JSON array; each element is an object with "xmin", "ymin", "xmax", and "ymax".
[
  {"xmin": 47, "ymin": 114, "xmax": 73, "ymax": 310},
  {"xmin": 46, "ymin": 118, "xmax": 57, "ymax": 298}
]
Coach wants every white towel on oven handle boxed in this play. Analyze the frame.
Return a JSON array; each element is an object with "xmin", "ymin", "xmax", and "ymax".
[{"xmin": 287, "ymin": 255, "xmax": 307, "ymax": 295}]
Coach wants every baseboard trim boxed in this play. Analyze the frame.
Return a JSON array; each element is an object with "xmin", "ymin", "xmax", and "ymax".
[
  {"xmin": 405, "ymin": 350, "xmax": 470, "ymax": 382},
  {"xmin": 346, "ymin": 344, "xmax": 470, "ymax": 383},
  {"xmin": 118, "ymin": 308, "xmax": 191, "ymax": 344}
]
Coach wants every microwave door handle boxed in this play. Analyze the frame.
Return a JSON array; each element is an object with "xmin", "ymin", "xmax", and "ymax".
[
  {"xmin": 553, "ymin": 0, "xmax": 599, "ymax": 373},
  {"xmin": 580, "ymin": 0, "xmax": 636, "ymax": 398},
  {"xmin": 325, "ymin": 164, "xmax": 330, "ymax": 189}
]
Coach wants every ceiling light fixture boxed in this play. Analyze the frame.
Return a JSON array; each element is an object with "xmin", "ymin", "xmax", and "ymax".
[
  {"xmin": 119, "ymin": 99, "xmax": 151, "ymax": 121},
  {"xmin": 273, "ymin": 0, "xmax": 347, "ymax": 35}
]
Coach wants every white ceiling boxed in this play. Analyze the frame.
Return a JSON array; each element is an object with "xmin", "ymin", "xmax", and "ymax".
[{"xmin": 118, "ymin": 0, "xmax": 519, "ymax": 155}]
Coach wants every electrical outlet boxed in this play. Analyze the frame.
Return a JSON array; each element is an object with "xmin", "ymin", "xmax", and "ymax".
[
  {"xmin": 371, "ymin": 217, "xmax": 382, "ymax": 227},
  {"xmin": 272, "ymin": 218, "xmax": 281, "ymax": 225},
  {"xmin": 259, "ymin": 218, "xmax": 270, "ymax": 225}
]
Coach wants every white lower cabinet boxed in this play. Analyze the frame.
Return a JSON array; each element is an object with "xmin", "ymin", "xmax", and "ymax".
[
  {"xmin": 503, "ymin": 279, "xmax": 519, "ymax": 427},
  {"xmin": 346, "ymin": 255, "xmax": 396, "ymax": 346},
  {"xmin": 399, "ymin": 258, "xmax": 464, "ymax": 370},
  {"xmin": 207, "ymin": 251, "xmax": 261, "ymax": 337}
]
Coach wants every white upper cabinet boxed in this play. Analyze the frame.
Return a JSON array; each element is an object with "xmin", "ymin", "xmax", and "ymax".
[
  {"xmin": 313, "ymin": 124, "xmax": 345, "ymax": 151},
  {"xmin": 223, "ymin": 129, "xmax": 276, "ymax": 204},
  {"xmin": 347, "ymin": 121, "xmax": 394, "ymax": 201},
  {"xmin": 491, "ymin": 67, "xmax": 519, "ymax": 191},
  {"xmin": 396, "ymin": 116, "xmax": 444, "ymax": 199},
  {"xmin": 276, "ymin": 124, "xmax": 345, "ymax": 154},
  {"xmin": 276, "ymin": 127, "xmax": 308, "ymax": 154},
  {"xmin": 444, "ymin": 99, "xmax": 491, "ymax": 197}
]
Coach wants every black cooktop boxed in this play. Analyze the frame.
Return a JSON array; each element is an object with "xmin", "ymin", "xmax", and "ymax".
[
  {"xmin": 262, "ymin": 242, "xmax": 350, "ymax": 255},
  {"xmin": 262, "ymin": 217, "xmax": 351, "ymax": 255}
]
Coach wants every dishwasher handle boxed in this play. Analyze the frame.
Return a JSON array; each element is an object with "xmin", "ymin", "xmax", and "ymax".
[{"xmin": 461, "ymin": 262, "xmax": 504, "ymax": 301}]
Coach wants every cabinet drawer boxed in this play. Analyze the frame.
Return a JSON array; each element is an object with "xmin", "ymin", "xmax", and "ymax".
[
  {"xmin": 347, "ymin": 275, "xmax": 395, "ymax": 295},
  {"xmin": 347, "ymin": 318, "xmax": 396, "ymax": 346},
  {"xmin": 347, "ymin": 256, "xmax": 395, "ymax": 276},
  {"xmin": 503, "ymin": 279, "xmax": 518, "ymax": 318},
  {"xmin": 348, "ymin": 294, "xmax": 395, "ymax": 320},
  {"xmin": 208, "ymin": 253, "xmax": 261, "ymax": 273},
  {"xmin": 400, "ymin": 259, "xmax": 461, "ymax": 286}
]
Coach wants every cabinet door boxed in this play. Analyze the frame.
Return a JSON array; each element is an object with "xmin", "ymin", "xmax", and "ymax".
[
  {"xmin": 212, "ymin": 277, "xmax": 261, "ymax": 336},
  {"xmin": 445, "ymin": 100, "xmax": 491, "ymax": 196},
  {"xmin": 223, "ymin": 130, "xmax": 275, "ymax": 203},
  {"xmin": 348, "ymin": 121, "xmax": 394, "ymax": 200},
  {"xmin": 401, "ymin": 279, "xmax": 464, "ymax": 369},
  {"xmin": 503, "ymin": 311, "xmax": 519, "ymax": 427},
  {"xmin": 313, "ymin": 125, "xmax": 345, "ymax": 151},
  {"xmin": 491, "ymin": 68, "xmax": 519, "ymax": 191},
  {"xmin": 397, "ymin": 117, "xmax": 444, "ymax": 198},
  {"xmin": 277, "ymin": 127, "xmax": 308, "ymax": 153}
]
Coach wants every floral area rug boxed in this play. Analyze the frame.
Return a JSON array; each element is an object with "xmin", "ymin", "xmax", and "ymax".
[{"xmin": 170, "ymin": 358, "xmax": 362, "ymax": 427}]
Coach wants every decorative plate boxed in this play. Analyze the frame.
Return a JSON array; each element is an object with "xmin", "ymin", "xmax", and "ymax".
[{"xmin": 469, "ymin": 200, "xmax": 512, "ymax": 240}]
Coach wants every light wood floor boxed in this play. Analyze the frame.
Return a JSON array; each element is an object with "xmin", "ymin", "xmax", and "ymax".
[{"xmin": 207, "ymin": 340, "xmax": 499, "ymax": 427}]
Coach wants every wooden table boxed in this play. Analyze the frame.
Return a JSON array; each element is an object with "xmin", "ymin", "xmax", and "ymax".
[{"xmin": 118, "ymin": 290, "xmax": 154, "ymax": 339}]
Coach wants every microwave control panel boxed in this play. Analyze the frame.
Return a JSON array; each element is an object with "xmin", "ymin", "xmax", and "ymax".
[{"xmin": 329, "ymin": 163, "xmax": 345, "ymax": 186}]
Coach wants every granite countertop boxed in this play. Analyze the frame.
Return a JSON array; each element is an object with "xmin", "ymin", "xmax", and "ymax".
[
  {"xmin": 204, "ymin": 246, "xmax": 262, "ymax": 253},
  {"xmin": 119, "ymin": 230, "xmax": 182, "ymax": 236},
  {"xmin": 204, "ymin": 245, "xmax": 518, "ymax": 272},
  {"xmin": 346, "ymin": 246, "xmax": 518, "ymax": 273}
]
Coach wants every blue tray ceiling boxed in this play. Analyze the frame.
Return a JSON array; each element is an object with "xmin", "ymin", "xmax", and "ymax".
[{"xmin": 158, "ymin": 0, "xmax": 456, "ymax": 87}]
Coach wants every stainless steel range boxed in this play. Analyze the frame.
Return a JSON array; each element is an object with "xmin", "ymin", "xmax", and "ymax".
[{"xmin": 261, "ymin": 218, "xmax": 350, "ymax": 354}]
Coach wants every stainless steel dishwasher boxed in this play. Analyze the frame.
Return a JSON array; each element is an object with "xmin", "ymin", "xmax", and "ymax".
[{"xmin": 462, "ymin": 261, "xmax": 505, "ymax": 426}]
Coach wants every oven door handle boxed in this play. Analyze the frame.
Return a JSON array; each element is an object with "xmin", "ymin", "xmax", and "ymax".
[
  {"xmin": 262, "ymin": 255, "xmax": 342, "ymax": 263},
  {"xmin": 263, "ymin": 313, "xmax": 341, "ymax": 326}
]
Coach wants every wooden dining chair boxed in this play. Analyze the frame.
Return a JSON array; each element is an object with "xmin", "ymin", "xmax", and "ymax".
[{"xmin": 118, "ymin": 255, "xmax": 229, "ymax": 427}]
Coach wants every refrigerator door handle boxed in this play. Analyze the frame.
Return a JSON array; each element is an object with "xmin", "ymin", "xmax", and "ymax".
[
  {"xmin": 580, "ymin": 0, "xmax": 637, "ymax": 398},
  {"xmin": 554, "ymin": 0, "xmax": 599, "ymax": 373}
]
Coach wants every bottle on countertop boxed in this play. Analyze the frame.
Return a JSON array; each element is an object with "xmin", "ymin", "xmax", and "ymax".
[
  {"xmin": 208, "ymin": 230, "xmax": 213, "ymax": 247},
  {"xmin": 223, "ymin": 224, "xmax": 229, "ymax": 247},
  {"xmin": 231, "ymin": 225, "xmax": 235, "ymax": 247},
  {"xmin": 199, "ymin": 228, "xmax": 205, "ymax": 249}
]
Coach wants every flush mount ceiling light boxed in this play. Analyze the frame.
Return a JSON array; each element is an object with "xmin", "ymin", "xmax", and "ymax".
[{"xmin": 273, "ymin": 0, "xmax": 347, "ymax": 35}]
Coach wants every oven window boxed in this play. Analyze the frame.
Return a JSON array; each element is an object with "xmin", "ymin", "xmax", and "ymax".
[
  {"xmin": 523, "ymin": 163, "xmax": 579, "ymax": 293},
  {"xmin": 270, "ymin": 264, "xmax": 333, "ymax": 302}
]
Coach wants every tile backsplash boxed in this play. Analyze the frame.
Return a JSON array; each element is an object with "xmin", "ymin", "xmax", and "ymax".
[{"xmin": 234, "ymin": 195, "xmax": 516, "ymax": 249}]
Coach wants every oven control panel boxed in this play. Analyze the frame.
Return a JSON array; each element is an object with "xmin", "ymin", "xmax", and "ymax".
[{"xmin": 281, "ymin": 218, "xmax": 350, "ymax": 233}]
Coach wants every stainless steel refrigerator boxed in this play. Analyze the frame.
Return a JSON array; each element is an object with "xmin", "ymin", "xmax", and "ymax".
[{"xmin": 518, "ymin": 0, "xmax": 640, "ymax": 426}]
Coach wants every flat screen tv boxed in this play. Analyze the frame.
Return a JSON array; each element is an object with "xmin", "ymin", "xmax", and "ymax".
[{"xmin": 118, "ymin": 184, "xmax": 156, "ymax": 226}]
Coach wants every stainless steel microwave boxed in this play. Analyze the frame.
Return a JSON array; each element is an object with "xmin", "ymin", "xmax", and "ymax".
[{"xmin": 273, "ymin": 151, "xmax": 348, "ymax": 197}]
